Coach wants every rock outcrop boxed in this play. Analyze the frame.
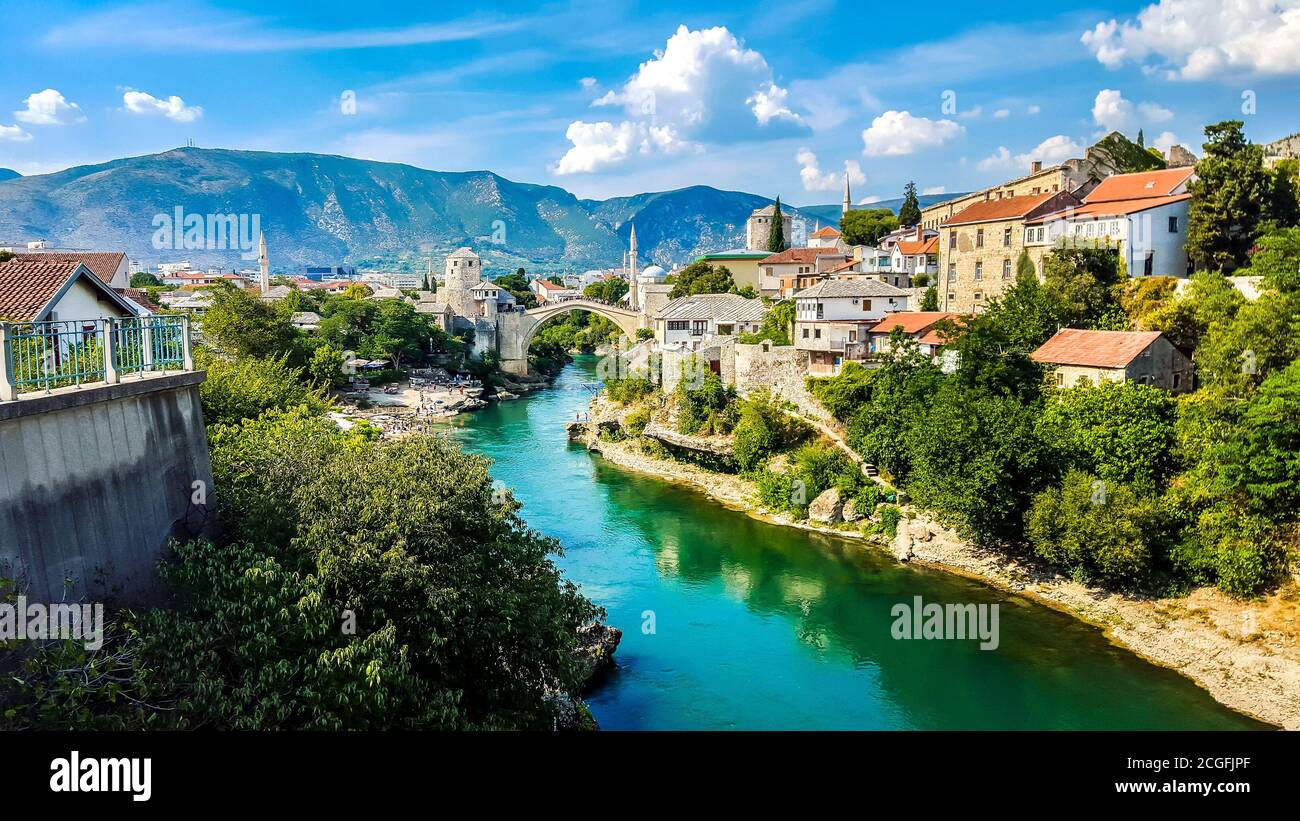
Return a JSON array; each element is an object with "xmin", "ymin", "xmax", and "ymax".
[
  {"xmin": 808, "ymin": 488, "xmax": 844, "ymax": 524},
  {"xmin": 842, "ymin": 498, "xmax": 863, "ymax": 522},
  {"xmin": 574, "ymin": 623, "xmax": 623, "ymax": 689}
]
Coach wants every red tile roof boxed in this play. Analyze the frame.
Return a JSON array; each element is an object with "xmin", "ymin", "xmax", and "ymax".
[
  {"xmin": 12, "ymin": 251, "xmax": 127, "ymax": 285},
  {"xmin": 869, "ymin": 311, "xmax": 961, "ymax": 335},
  {"xmin": 896, "ymin": 237, "xmax": 939, "ymax": 255},
  {"xmin": 943, "ymin": 192, "xmax": 1063, "ymax": 226},
  {"xmin": 810, "ymin": 226, "xmax": 842, "ymax": 238},
  {"xmin": 1065, "ymin": 193, "xmax": 1192, "ymax": 219},
  {"xmin": 116, "ymin": 288, "xmax": 159, "ymax": 313},
  {"xmin": 1084, "ymin": 167, "xmax": 1195, "ymax": 204},
  {"xmin": 0, "ymin": 258, "xmax": 87, "ymax": 320},
  {"xmin": 1031, "ymin": 329, "xmax": 1163, "ymax": 368},
  {"xmin": 760, "ymin": 247, "xmax": 846, "ymax": 264}
]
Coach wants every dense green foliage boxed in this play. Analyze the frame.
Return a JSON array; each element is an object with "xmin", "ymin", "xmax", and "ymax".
[
  {"xmin": 732, "ymin": 390, "xmax": 807, "ymax": 473},
  {"xmin": 839, "ymin": 208, "xmax": 899, "ymax": 247},
  {"xmin": 676, "ymin": 370, "xmax": 738, "ymax": 436},
  {"xmin": 738, "ymin": 299, "xmax": 794, "ymax": 345},
  {"xmin": 767, "ymin": 196, "xmax": 786, "ymax": 252},
  {"xmin": 898, "ymin": 182, "xmax": 921, "ymax": 228},
  {"xmin": 667, "ymin": 260, "xmax": 737, "ymax": 299}
]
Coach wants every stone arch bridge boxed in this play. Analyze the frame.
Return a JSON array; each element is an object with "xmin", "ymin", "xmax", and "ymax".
[{"xmin": 497, "ymin": 299, "xmax": 644, "ymax": 375}]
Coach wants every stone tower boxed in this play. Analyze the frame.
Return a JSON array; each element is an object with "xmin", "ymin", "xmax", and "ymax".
[
  {"xmin": 258, "ymin": 232, "xmax": 269, "ymax": 292},
  {"xmin": 443, "ymin": 247, "xmax": 482, "ymax": 318}
]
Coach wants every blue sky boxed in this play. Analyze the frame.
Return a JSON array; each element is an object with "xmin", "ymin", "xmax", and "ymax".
[{"xmin": 1, "ymin": 0, "xmax": 1297, "ymax": 204}]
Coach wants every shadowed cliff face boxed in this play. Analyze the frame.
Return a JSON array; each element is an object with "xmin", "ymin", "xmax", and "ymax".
[{"xmin": 0, "ymin": 148, "xmax": 819, "ymax": 273}]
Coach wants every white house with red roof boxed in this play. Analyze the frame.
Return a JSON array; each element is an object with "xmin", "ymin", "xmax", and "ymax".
[
  {"xmin": 530, "ymin": 278, "xmax": 580, "ymax": 303},
  {"xmin": 1028, "ymin": 167, "xmax": 1196, "ymax": 279},
  {"xmin": 807, "ymin": 225, "xmax": 847, "ymax": 252}
]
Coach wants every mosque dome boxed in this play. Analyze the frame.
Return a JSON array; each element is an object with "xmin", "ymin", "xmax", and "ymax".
[{"xmin": 639, "ymin": 264, "xmax": 667, "ymax": 281}]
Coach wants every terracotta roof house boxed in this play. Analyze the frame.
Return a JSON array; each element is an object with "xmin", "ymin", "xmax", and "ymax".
[
  {"xmin": 1031, "ymin": 329, "xmax": 1192, "ymax": 393},
  {"xmin": 1028, "ymin": 166, "xmax": 1197, "ymax": 280},
  {"xmin": 12, "ymin": 251, "xmax": 130, "ymax": 288},
  {"xmin": 867, "ymin": 311, "xmax": 964, "ymax": 357},
  {"xmin": 758, "ymin": 247, "xmax": 849, "ymax": 298},
  {"xmin": 0, "ymin": 258, "xmax": 141, "ymax": 322}
]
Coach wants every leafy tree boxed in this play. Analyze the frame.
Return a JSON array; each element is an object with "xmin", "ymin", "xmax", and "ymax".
[
  {"xmin": 1015, "ymin": 248, "xmax": 1036, "ymax": 279},
  {"xmin": 1248, "ymin": 225, "xmax": 1300, "ymax": 293},
  {"xmin": 1265, "ymin": 158, "xmax": 1300, "ymax": 227},
  {"xmin": 732, "ymin": 390, "xmax": 807, "ymax": 473},
  {"xmin": 1041, "ymin": 245, "xmax": 1123, "ymax": 327},
  {"xmin": 1037, "ymin": 381, "xmax": 1178, "ymax": 489},
  {"xmin": 1194, "ymin": 291, "xmax": 1300, "ymax": 393},
  {"xmin": 308, "ymin": 343, "xmax": 347, "ymax": 387},
  {"xmin": 200, "ymin": 283, "xmax": 298, "ymax": 361},
  {"xmin": 494, "ymin": 271, "xmax": 537, "ymax": 307},
  {"xmin": 738, "ymin": 299, "xmax": 794, "ymax": 345},
  {"xmin": 130, "ymin": 271, "xmax": 162, "ymax": 288},
  {"xmin": 839, "ymin": 208, "xmax": 899, "ymax": 247},
  {"xmin": 898, "ymin": 182, "xmax": 922, "ymax": 228},
  {"xmin": 807, "ymin": 361, "xmax": 875, "ymax": 420},
  {"xmin": 360, "ymin": 299, "xmax": 434, "ymax": 369},
  {"xmin": 903, "ymin": 381, "xmax": 1057, "ymax": 545},
  {"xmin": 667, "ymin": 260, "xmax": 736, "ymax": 299},
  {"xmin": 919, "ymin": 285, "xmax": 939, "ymax": 311},
  {"xmin": 767, "ymin": 197, "xmax": 786, "ymax": 252},
  {"xmin": 1208, "ymin": 358, "xmax": 1300, "ymax": 520},
  {"xmin": 676, "ymin": 369, "xmax": 737, "ymax": 436},
  {"xmin": 1027, "ymin": 470, "xmax": 1165, "ymax": 588},
  {"xmin": 198, "ymin": 354, "xmax": 330, "ymax": 427},
  {"xmin": 583, "ymin": 278, "xmax": 628, "ymax": 304},
  {"xmin": 1186, "ymin": 121, "xmax": 1271, "ymax": 272},
  {"xmin": 1145, "ymin": 270, "xmax": 1244, "ymax": 351}
]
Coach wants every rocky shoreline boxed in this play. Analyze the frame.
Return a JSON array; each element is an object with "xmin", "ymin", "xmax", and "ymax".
[{"xmin": 574, "ymin": 399, "xmax": 1299, "ymax": 730}]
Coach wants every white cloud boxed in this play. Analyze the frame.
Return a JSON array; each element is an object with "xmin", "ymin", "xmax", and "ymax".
[
  {"xmin": 993, "ymin": 108, "xmax": 1010, "ymax": 119},
  {"xmin": 1027, "ymin": 104, "xmax": 1041, "ymax": 115},
  {"xmin": 958, "ymin": 105, "xmax": 983, "ymax": 120},
  {"xmin": 579, "ymin": 77, "xmax": 598, "ymax": 89},
  {"xmin": 1137, "ymin": 101, "xmax": 1173, "ymax": 122},
  {"xmin": 979, "ymin": 135, "xmax": 1083, "ymax": 173},
  {"xmin": 553, "ymin": 120, "xmax": 684, "ymax": 175},
  {"xmin": 1092, "ymin": 89, "xmax": 1174, "ymax": 133},
  {"xmin": 591, "ymin": 25, "xmax": 804, "ymax": 140},
  {"xmin": 922, "ymin": 186, "xmax": 946, "ymax": 195},
  {"xmin": 0, "ymin": 123, "xmax": 33, "ymax": 142},
  {"xmin": 861, "ymin": 110, "xmax": 962, "ymax": 157},
  {"xmin": 795, "ymin": 148, "xmax": 864, "ymax": 192},
  {"xmin": 1082, "ymin": 0, "xmax": 1300, "ymax": 80},
  {"xmin": 557, "ymin": 25, "xmax": 805, "ymax": 174},
  {"xmin": 122, "ymin": 89, "xmax": 204, "ymax": 122},
  {"xmin": 14, "ymin": 89, "xmax": 85, "ymax": 125},
  {"xmin": 1151, "ymin": 130, "xmax": 1184, "ymax": 155},
  {"xmin": 858, "ymin": 195, "xmax": 883, "ymax": 204}
]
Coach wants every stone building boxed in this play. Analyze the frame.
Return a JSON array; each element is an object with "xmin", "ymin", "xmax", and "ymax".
[
  {"xmin": 746, "ymin": 204, "xmax": 793, "ymax": 252},
  {"xmin": 1031, "ymin": 329, "xmax": 1193, "ymax": 393},
  {"xmin": 938, "ymin": 189, "xmax": 1081, "ymax": 312}
]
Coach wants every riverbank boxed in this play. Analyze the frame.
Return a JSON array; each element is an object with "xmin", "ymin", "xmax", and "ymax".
[{"xmin": 578, "ymin": 397, "xmax": 1300, "ymax": 730}]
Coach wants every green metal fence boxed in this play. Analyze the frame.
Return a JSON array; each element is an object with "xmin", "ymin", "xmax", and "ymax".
[{"xmin": 0, "ymin": 315, "xmax": 192, "ymax": 400}]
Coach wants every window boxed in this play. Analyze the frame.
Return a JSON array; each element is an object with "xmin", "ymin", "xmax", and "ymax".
[
  {"xmin": 667, "ymin": 320, "xmax": 688, "ymax": 331},
  {"xmin": 691, "ymin": 320, "xmax": 707, "ymax": 335},
  {"xmin": 802, "ymin": 328, "xmax": 809, "ymax": 339},
  {"xmin": 816, "ymin": 303, "xmax": 824, "ymax": 319},
  {"xmin": 948, "ymin": 292, "xmax": 956, "ymax": 302},
  {"xmin": 974, "ymin": 262, "xmax": 983, "ymax": 280},
  {"xmin": 1002, "ymin": 258, "xmax": 1012, "ymax": 279},
  {"xmin": 1003, "ymin": 227, "xmax": 1012, "ymax": 246},
  {"xmin": 1168, "ymin": 216, "xmax": 1178, "ymax": 233},
  {"xmin": 947, "ymin": 263, "xmax": 956, "ymax": 281},
  {"xmin": 949, "ymin": 232, "xmax": 957, "ymax": 250},
  {"xmin": 814, "ymin": 328, "xmax": 821, "ymax": 339},
  {"xmin": 1172, "ymin": 373, "xmax": 1181, "ymax": 389},
  {"xmin": 974, "ymin": 291, "xmax": 983, "ymax": 301},
  {"xmin": 976, "ymin": 229, "xmax": 984, "ymax": 248},
  {"xmin": 863, "ymin": 299, "xmax": 872, "ymax": 311}
]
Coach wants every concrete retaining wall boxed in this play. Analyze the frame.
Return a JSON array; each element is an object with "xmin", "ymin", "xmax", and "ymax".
[{"xmin": 0, "ymin": 372, "xmax": 214, "ymax": 606}]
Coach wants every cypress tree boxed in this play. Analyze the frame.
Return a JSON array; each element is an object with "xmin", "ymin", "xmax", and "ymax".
[
  {"xmin": 767, "ymin": 197, "xmax": 786, "ymax": 252},
  {"xmin": 899, "ymin": 181, "xmax": 922, "ymax": 228}
]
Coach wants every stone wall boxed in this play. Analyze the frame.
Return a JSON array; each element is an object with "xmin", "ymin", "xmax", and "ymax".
[
  {"xmin": 733, "ymin": 341, "xmax": 832, "ymax": 422},
  {"xmin": 0, "ymin": 372, "xmax": 215, "ymax": 606}
]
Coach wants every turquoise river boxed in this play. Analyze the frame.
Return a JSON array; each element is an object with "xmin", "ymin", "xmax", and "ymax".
[{"xmin": 448, "ymin": 356, "xmax": 1267, "ymax": 730}]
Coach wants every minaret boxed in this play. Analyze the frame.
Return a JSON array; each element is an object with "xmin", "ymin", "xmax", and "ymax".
[
  {"xmin": 842, "ymin": 174, "xmax": 852, "ymax": 216},
  {"xmin": 426, "ymin": 257, "xmax": 435, "ymax": 291},
  {"xmin": 258, "ymin": 232, "xmax": 269, "ymax": 292},
  {"xmin": 628, "ymin": 222, "xmax": 639, "ymax": 312}
]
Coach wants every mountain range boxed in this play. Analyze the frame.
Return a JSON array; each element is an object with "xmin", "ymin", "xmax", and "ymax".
[
  {"xmin": 0, "ymin": 169, "xmax": 19, "ymax": 182},
  {"xmin": 0, "ymin": 147, "xmax": 883, "ymax": 274}
]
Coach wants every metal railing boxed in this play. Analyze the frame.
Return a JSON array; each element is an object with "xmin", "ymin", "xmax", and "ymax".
[{"xmin": 0, "ymin": 315, "xmax": 194, "ymax": 401}]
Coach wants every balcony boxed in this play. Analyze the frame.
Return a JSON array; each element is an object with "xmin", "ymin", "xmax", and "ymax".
[{"xmin": 0, "ymin": 316, "xmax": 195, "ymax": 401}]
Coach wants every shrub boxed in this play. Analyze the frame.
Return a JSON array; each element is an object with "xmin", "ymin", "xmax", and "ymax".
[
  {"xmin": 199, "ymin": 355, "xmax": 330, "ymax": 428},
  {"xmin": 877, "ymin": 504, "xmax": 901, "ymax": 538},
  {"xmin": 624, "ymin": 405, "xmax": 652, "ymax": 436}
]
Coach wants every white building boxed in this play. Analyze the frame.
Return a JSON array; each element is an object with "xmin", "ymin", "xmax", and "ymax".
[
  {"xmin": 1027, "ymin": 167, "xmax": 1196, "ymax": 279},
  {"xmin": 531, "ymin": 279, "xmax": 580, "ymax": 303},
  {"xmin": 653, "ymin": 293, "xmax": 766, "ymax": 349},
  {"xmin": 888, "ymin": 228, "xmax": 940, "ymax": 287},
  {"xmin": 0, "ymin": 258, "xmax": 141, "ymax": 323},
  {"xmin": 794, "ymin": 278, "xmax": 911, "ymax": 376},
  {"xmin": 361, "ymin": 271, "xmax": 424, "ymax": 290}
]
